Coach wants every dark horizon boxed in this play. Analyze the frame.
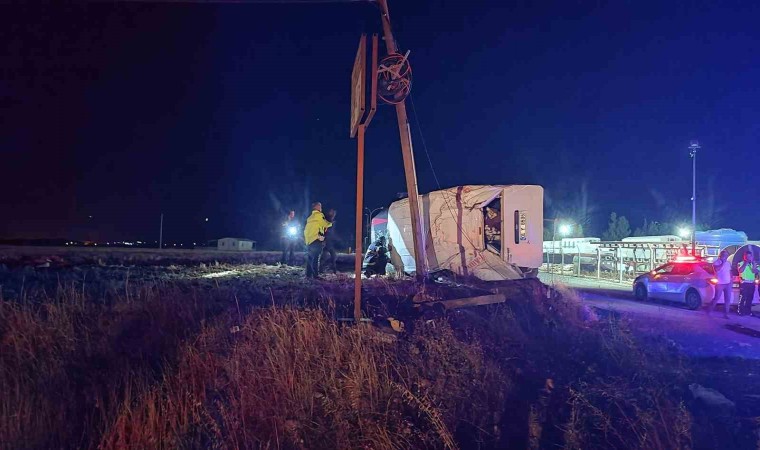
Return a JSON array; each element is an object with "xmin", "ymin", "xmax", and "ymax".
[{"xmin": 3, "ymin": 0, "xmax": 759, "ymax": 247}]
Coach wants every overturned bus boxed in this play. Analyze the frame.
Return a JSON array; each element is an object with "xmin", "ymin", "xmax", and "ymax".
[{"xmin": 369, "ymin": 185, "xmax": 544, "ymax": 281}]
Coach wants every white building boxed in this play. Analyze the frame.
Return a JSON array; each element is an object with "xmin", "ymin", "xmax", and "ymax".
[{"xmin": 213, "ymin": 237, "xmax": 255, "ymax": 251}]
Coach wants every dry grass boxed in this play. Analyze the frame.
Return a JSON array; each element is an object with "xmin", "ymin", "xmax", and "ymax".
[
  {"xmin": 0, "ymin": 263, "xmax": 710, "ymax": 449},
  {"xmin": 456, "ymin": 286, "xmax": 693, "ymax": 449},
  {"xmin": 0, "ymin": 280, "xmax": 226, "ymax": 449},
  {"xmin": 98, "ymin": 308, "xmax": 506, "ymax": 449}
]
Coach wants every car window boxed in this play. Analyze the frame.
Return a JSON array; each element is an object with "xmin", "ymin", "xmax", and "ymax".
[
  {"xmin": 654, "ymin": 264, "xmax": 674, "ymax": 274},
  {"xmin": 699, "ymin": 262, "xmax": 716, "ymax": 275},
  {"xmin": 672, "ymin": 264, "xmax": 694, "ymax": 276}
]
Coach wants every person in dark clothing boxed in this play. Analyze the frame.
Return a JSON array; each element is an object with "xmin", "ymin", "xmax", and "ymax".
[
  {"xmin": 280, "ymin": 210, "xmax": 300, "ymax": 265},
  {"xmin": 363, "ymin": 236, "xmax": 389, "ymax": 276},
  {"xmin": 320, "ymin": 209, "xmax": 338, "ymax": 274},
  {"xmin": 737, "ymin": 251, "xmax": 758, "ymax": 316}
]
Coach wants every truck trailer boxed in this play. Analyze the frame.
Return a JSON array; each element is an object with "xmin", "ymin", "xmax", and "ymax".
[{"xmin": 370, "ymin": 185, "xmax": 544, "ymax": 281}]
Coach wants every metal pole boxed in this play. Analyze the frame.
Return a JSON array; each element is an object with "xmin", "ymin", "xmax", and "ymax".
[
  {"xmin": 552, "ymin": 219, "xmax": 557, "ymax": 275},
  {"xmin": 354, "ymin": 125, "xmax": 366, "ymax": 323},
  {"xmin": 377, "ymin": 0, "xmax": 426, "ymax": 281},
  {"xmin": 689, "ymin": 140, "xmax": 700, "ymax": 255},
  {"xmin": 596, "ymin": 247, "xmax": 601, "ymax": 279},
  {"xmin": 159, "ymin": 213, "xmax": 163, "ymax": 249},
  {"xmin": 560, "ymin": 241, "xmax": 564, "ymax": 275},
  {"xmin": 365, "ymin": 210, "xmax": 371, "ymax": 250},
  {"xmin": 692, "ymin": 148, "xmax": 696, "ymax": 255},
  {"xmin": 618, "ymin": 248, "xmax": 624, "ymax": 283},
  {"xmin": 577, "ymin": 248, "xmax": 581, "ymax": 276}
]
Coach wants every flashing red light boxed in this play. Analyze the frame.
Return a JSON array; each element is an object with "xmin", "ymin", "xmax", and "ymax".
[{"xmin": 674, "ymin": 255, "xmax": 698, "ymax": 262}]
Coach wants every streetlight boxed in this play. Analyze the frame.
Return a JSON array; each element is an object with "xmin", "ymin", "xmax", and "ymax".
[
  {"xmin": 689, "ymin": 140, "xmax": 700, "ymax": 255},
  {"xmin": 677, "ymin": 226, "xmax": 691, "ymax": 239},
  {"xmin": 558, "ymin": 223, "xmax": 573, "ymax": 237}
]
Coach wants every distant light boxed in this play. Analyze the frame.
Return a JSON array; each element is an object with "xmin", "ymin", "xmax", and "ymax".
[
  {"xmin": 558, "ymin": 223, "xmax": 572, "ymax": 237},
  {"xmin": 193, "ymin": 242, "xmax": 196, "ymax": 245},
  {"xmin": 205, "ymin": 218, "xmax": 209, "ymax": 222},
  {"xmin": 677, "ymin": 227, "xmax": 691, "ymax": 239}
]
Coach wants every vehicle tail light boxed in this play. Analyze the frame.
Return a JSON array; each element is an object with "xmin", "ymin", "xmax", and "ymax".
[{"xmin": 709, "ymin": 278, "xmax": 719, "ymax": 285}]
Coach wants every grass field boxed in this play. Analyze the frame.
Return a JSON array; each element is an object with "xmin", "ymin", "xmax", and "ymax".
[
  {"xmin": 0, "ymin": 245, "xmax": 356, "ymax": 269},
  {"xmin": 0, "ymin": 246, "xmax": 756, "ymax": 449}
]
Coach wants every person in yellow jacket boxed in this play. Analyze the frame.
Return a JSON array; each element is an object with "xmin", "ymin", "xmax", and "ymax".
[{"xmin": 303, "ymin": 202, "xmax": 332, "ymax": 278}]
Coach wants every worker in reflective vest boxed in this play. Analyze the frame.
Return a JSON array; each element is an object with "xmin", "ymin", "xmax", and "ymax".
[
  {"xmin": 736, "ymin": 251, "xmax": 758, "ymax": 316},
  {"xmin": 303, "ymin": 202, "xmax": 332, "ymax": 279}
]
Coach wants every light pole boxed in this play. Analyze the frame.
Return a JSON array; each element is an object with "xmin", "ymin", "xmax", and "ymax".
[{"xmin": 689, "ymin": 140, "xmax": 700, "ymax": 255}]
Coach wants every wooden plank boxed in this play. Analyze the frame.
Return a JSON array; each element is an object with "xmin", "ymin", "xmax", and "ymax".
[{"xmin": 432, "ymin": 294, "xmax": 506, "ymax": 310}]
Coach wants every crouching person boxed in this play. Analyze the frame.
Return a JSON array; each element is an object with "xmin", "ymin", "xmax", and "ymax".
[{"xmin": 363, "ymin": 236, "xmax": 389, "ymax": 277}]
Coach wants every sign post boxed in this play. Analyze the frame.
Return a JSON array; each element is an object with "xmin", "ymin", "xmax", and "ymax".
[{"xmin": 350, "ymin": 34, "xmax": 377, "ymax": 323}]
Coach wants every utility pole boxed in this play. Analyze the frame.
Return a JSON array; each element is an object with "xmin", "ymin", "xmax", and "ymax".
[
  {"xmin": 689, "ymin": 140, "xmax": 700, "ymax": 255},
  {"xmin": 159, "ymin": 213, "xmax": 163, "ymax": 250},
  {"xmin": 377, "ymin": 0, "xmax": 426, "ymax": 281}
]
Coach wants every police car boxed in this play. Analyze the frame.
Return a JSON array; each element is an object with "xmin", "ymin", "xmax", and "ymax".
[{"xmin": 632, "ymin": 256, "xmax": 718, "ymax": 310}]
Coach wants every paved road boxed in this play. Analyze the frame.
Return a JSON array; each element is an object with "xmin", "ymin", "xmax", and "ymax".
[{"xmin": 539, "ymin": 273, "xmax": 760, "ymax": 359}]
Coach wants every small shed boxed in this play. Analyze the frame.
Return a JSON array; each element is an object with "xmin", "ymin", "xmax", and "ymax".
[{"xmin": 210, "ymin": 237, "xmax": 255, "ymax": 251}]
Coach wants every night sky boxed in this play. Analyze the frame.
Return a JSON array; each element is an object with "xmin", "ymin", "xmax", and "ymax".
[{"xmin": 2, "ymin": 0, "xmax": 759, "ymax": 247}]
